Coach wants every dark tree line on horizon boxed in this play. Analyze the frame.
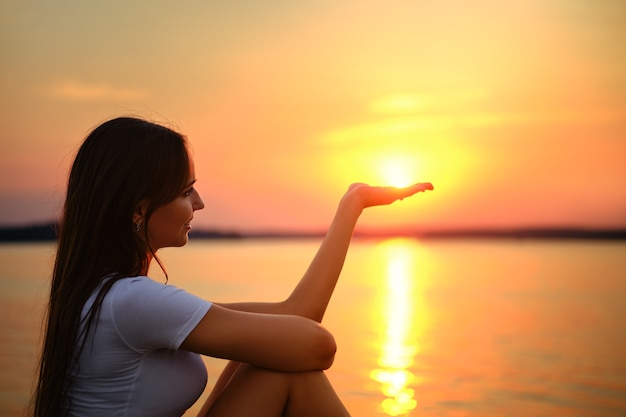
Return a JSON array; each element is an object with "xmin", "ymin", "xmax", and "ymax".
[{"xmin": 1, "ymin": 222, "xmax": 626, "ymax": 242}]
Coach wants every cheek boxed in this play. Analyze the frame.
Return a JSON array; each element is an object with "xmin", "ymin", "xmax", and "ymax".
[
  {"xmin": 150, "ymin": 205, "xmax": 185, "ymax": 233},
  {"xmin": 164, "ymin": 201, "xmax": 192, "ymax": 226}
]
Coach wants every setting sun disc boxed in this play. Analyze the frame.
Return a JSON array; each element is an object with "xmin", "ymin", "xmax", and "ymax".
[{"xmin": 379, "ymin": 157, "xmax": 416, "ymax": 188}]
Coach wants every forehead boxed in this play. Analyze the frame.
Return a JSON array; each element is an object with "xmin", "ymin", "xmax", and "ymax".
[{"xmin": 187, "ymin": 157, "xmax": 196, "ymax": 180}]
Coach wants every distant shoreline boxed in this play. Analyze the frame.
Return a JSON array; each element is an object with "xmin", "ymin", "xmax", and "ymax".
[{"xmin": 1, "ymin": 222, "xmax": 626, "ymax": 242}]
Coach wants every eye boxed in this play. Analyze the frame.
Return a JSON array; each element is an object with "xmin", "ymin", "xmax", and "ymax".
[{"xmin": 183, "ymin": 187, "xmax": 195, "ymax": 197}]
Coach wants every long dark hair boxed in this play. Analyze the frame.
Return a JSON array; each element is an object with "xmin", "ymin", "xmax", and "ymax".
[{"xmin": 33, "ymin": 117, "xmax": 192, "ymax": 417}]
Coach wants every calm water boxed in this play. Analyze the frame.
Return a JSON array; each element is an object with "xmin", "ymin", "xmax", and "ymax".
[{"xmin": 1, "ymin": 239, "xmax": 625, "ymax": 416}]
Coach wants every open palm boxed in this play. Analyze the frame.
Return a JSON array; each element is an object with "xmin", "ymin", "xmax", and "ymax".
[{"xmin": 347, "ymin": 182, "xmax": 434, "ymax": 209}]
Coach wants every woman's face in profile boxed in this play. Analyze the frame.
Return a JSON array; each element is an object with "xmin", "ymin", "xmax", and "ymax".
[{"xmin": 146, "ymin": 164, "xmax": 205, "ymax": 250}]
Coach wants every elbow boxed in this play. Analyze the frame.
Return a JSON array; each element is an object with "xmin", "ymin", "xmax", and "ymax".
[{"xmin": 314, "ymin": 326, "xmax": 337, "ymax": 370}]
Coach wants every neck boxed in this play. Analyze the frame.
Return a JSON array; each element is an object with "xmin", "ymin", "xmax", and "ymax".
[{"xmin": 140, "ymin": 253, "xmax": 153, "ymax": 276}]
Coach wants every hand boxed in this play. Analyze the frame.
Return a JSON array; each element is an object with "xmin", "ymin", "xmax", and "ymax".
[{"xmin": 345, "ymin": 182, "xmax": 434, "ymax": 209}]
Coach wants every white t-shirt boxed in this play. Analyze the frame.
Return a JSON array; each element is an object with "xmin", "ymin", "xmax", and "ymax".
[{"xmin": 68, "ymin": 276, "xmax": 212, "ymax": 417}]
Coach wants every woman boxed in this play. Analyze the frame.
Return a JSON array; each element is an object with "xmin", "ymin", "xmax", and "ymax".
[{"xmin": 33, "ymin": 116, "xmax": 433, "ymax": 417}]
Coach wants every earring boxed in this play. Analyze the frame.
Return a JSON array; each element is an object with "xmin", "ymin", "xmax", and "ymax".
[{"xmin": 135, "ymin": 222, "xmax": 142, "ymax": 232}]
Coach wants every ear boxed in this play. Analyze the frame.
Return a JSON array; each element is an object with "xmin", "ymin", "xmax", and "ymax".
[{"xmin": 133, "ymin": 199, "xmax": 149, "ymax": 224}]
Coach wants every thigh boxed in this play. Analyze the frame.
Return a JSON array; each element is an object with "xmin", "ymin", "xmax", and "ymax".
[
  {"xmin": 203, "ymin": 364, "xmax": 290, "ymax": 417},
  {"xmin": 201, "ymin": 365, "xmax": 351, "ymax": 417}
]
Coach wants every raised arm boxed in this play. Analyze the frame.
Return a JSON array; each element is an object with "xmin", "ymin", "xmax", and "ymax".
[
  {"xmin": 283, "ymin": 182, "xmax": 433, "ymax": 321},
  {"xmin": 221, "ymin": 183, "xmax": 433, "ymax": 321}
]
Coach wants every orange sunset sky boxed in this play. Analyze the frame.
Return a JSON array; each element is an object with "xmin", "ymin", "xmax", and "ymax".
[{"xmin": 1, "ymin": 1, "xmax": 625, "ymax": 233}]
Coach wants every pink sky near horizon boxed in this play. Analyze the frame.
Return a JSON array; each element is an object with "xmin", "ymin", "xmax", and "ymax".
[{"xmin": 1, "ymin": 1, "xmax": 625, "ymax": 232}]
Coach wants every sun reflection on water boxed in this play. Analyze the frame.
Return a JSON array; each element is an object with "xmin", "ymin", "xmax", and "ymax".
[{"xmin": 369, "ymin": 239, "xmax": 426, "ymax": 416}]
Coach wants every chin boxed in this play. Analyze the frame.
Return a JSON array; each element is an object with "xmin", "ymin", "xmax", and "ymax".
[{"xmin": 165, "ymin": 236, "xmax": 189, "ymax": 248}]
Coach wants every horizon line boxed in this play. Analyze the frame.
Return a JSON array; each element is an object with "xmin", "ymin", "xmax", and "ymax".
[{"xmin": 1, "ymin": 221, "xmax": 626, "ymax": 242}]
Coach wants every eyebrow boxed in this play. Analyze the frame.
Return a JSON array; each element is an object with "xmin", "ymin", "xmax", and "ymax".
[{"xmin": 185, "ymin": 179, "xmax": 197, "ymax": 188}]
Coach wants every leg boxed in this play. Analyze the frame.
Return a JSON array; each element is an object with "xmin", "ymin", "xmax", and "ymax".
[
  {"xmin": 283, "ymin": 370, "xmax": 351, "ymax": 417},
  {"xmin": 200, "ymin": 363, "xmax": 351, "ymax": 417}
]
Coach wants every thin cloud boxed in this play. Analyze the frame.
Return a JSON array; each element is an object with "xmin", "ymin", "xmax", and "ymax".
[
  {"xmin": 47, "ymin": 80, "xmax": 149, "ymax": 101},
  {"xmin": 368, "ymin": 89, "xmax": 489, "ymax": 116},
  {"xmin": 318, "ymin": 108, "xmax": 626, "ymax": 149}
]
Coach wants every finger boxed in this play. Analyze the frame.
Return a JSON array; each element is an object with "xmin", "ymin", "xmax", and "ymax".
[
  {"xmin": 410, "ymin": 182, "xmax": 433, "ymax": 191},
  {"xmin": 403, "ymin": 182, "xmax": 434, "ymax": 194},
  {"xmin": 395, "ymin": 182, "xmax": 433, "ymax": 200}
]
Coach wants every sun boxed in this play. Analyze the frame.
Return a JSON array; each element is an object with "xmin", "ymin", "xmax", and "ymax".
[{"xmin": 378, "ymin": 155, "xmax": 417, "ymax": 188}]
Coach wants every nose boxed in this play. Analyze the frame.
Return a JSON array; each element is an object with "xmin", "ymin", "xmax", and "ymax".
[{"xmin": 193, "ymin": 190, "xmax": 205, "ymax": 211}]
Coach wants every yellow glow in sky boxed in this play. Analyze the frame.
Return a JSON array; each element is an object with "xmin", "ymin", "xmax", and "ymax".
[
  {"xmin": 1, "ymin": 1, "xmax": 625, "ymax": 231},
  {"xmin": 377, "ymin": 156, "xmax": 417, "ymax": 188}
]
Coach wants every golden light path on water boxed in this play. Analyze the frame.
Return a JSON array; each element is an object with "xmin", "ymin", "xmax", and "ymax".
[{"xmin": 370, "ymin": 239, "xmax": 427, "ymax": 416}]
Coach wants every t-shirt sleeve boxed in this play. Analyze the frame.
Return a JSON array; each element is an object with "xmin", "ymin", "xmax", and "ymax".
[{"xmin": 109, "ymin": 277, "xmax": 212, "ymax": 352}]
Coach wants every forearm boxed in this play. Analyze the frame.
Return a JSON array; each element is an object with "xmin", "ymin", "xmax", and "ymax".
[
  {"xmin": 216, "ymin": 197, "xmax": 360, "ymax": 320},
  {"xmin": 283, "ymin": 194, "xmax": 362, "ymax": 322},
  {"xmin": 215, "ymin": 183, "xmax": 432, "ymax": 321},
  {"xmin": 215, "ymin": 301, "xmax": 287, "ymax": 315}
]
